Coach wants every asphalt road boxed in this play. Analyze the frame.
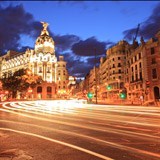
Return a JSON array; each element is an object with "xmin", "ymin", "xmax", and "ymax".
[{"xmin": 0, "ymin": 100, "xmax": 160, "ymax": 160}]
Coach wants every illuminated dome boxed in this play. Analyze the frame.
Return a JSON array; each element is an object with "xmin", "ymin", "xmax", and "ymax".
[{"xmin": 35, "ymin": 22, "xmax": 55, "ymax": 54}]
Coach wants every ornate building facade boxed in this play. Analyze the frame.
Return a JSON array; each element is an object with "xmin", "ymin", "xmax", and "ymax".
[
  {"xmin": 79, "ymin": 31, "xmax": 160, "ymax": 105},
  {"xmin": 0, "ymin": 22, "xmax": 69, "ymax": 99}
]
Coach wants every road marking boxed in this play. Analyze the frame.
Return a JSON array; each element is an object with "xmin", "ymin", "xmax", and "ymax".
[{"xmin": 0, "ymin": 128, "xmax": 114, "ymax": 160}]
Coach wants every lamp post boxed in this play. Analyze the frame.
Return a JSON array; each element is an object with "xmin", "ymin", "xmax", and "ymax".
[
  {"xmin": 94, "ymin": 48, "xmax": 98, "ymax": 104},
  {"xmin": 116, "ymin": 78, "xmax": 120, "ymax": 89}
]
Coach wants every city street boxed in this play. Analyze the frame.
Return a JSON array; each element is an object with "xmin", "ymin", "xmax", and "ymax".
[{"xmin": 0, "ymin": 100, "xmax": 160, "ymax": 160}]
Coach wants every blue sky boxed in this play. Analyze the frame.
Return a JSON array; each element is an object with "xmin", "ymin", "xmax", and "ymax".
[
  {"xmin": 21, "ymin": 1, "xmax": 158, "ymax": 44},
  {"xmin": 0, "ymin": 1, "xmax": 160, "ymax": 77}
]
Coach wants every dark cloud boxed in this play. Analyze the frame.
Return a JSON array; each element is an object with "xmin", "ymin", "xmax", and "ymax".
[
  {"xmin": 62, "ymin": 52, "xmax": 93, "ymax": 77},
  {"xmin": 0, "ymin": 4, "xmax": 41, "ymax": 54},
  {"xmin": 53, "ymin": 34, "xmax": 80, "ymax": 52},
  {"xmin": 59, "ymin": 37, "xmax": 114, "ymax": 77},
  {"xmin": 123, "ymin": 3, "xmax": 160, "ymax": 41},
  {"xmin": 87, "ymin": 56, "xmax": 102, "ymax": 67},
  {"xmin": 71, "ymin": 37, "xmax": 108, "ymax": 57},
  {"xmin": 0, "ymin": 3, "xmax": 114, "ymax": 78},
  {"xmin": 0, "ymin": 3, "xmax": 80, "ymax": 55}
]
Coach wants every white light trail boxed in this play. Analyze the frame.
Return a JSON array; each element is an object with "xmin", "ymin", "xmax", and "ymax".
[{"xmin": 1, "ymin": 103, "xmax": 160, "ymax": 143}]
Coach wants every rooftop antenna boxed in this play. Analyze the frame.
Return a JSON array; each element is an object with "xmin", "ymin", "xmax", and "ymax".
[{"xmin": 133, "ymin": 23, "xmax": 140, "ymax": 42}]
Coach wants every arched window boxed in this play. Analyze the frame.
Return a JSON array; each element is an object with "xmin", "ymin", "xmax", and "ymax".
[
  {"xmin": 37, "ymin": 86, "xmax": 42, "ymax": 93},
  {"xmin": 47, "ymin": 86, "xmax": 52, "ymax": 93}
]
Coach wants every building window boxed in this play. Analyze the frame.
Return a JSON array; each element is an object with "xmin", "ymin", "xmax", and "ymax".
[
  {"xmin": 47, "ymin": 86, "xmax": 52, "ymax": 93},
  {"xmin": 118, "ymin": 57, "xmax": 120, "ymax": 60},
  {"xmin": 37, "ymin": 86, "xmax": 42, "ymax": 93},
  {"xmin": 151, "ymin": 58, "xmax": 156, "ymax": 64},
  {"xmin": 118, "ymin": 63, "xmax": 121, "ymax": 67},
  {"xmin": 151, "ymin": 47, "xmax": 155, "ymax": 54},
  {"xmin": 135, "ymin": 56, "xmax": 137, "ymax": 62},
  {"xmin": 136, "ymin": 74, "xmax": 138, "ymax": 81},
  {"xmin": 39, "ymin": 67, "xmax": 42, "ymax": 73},
  {"xmin": 112, "ymin": 58, "xmax": 114, "ymax": 61},
  {"xmin": 139, "ymin": 62, "xmax": 141, "ymax": 68},
  {"xmin": 113, "ymin": 64, "xmax": 115, "ymax": 68},
  {"xmin": 47, "ymin": 67, "xmax": 50, "ymax": 73},
  {"xmin": 132, "ymin": 75, "xmax": 134, "ymax": 82},
  {"xmin": 139, "ymin": 53, "xmax": 141, "ymax": 59},
  {"xmin": 119, "ymin": 76, "xmax": 121, "ymax": 79},
  {"xmin": 152, "ymin": 68, "xmax": 157, "ymax": 79},
  {"xmin": 118, "ymin": 69, "xmax": 121, "ymax": 73},
  {"xmin": 132, "ymin": 67, "xmax": 134, "ymax": 72},
  {"xmin": 135, "ymin": 65, "xmax": 137, "ymax": 70},
  {"xmin": 140, "ymin": 72, "xmax": 142, "ymax": 80}
]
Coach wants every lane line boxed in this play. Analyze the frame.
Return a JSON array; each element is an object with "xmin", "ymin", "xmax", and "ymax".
[{"xmin": 0, "ymin": 128, "xmax": 114, "ymax": 160}]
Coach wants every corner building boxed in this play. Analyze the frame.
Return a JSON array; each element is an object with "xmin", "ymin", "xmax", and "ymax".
[{"xmin": 0, "ymin": 22, "xmax": 69, "ymax": 99}]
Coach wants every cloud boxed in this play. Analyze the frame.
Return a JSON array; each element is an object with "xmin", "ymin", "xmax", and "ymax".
[
  {"xmin": 0, "ymin": 3, "xmax": 114, "ymax": 78},
  {"xmin": 61, "ymin": 52, "xmax": 93, "ymax": 77},
  {"xmin": 52, "ymin": 34, "xmax": 80, "ymax": 52},
  {"xmin": 71, "ymin": 37, "xmax": 109, "ymax": 57},
  {"xmin": 0, "ymin": 3, "xmax": 80, "ymax": 55},
  {"xmin": 123, "ymin": 3, "xmax": 160, "ymax": 41},
  {"xmin": 0, "ymin": 4, "xmax": 41, "ymax": 54}
]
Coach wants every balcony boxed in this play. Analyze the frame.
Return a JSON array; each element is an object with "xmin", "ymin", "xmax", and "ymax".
[{"xmin": 130, "ymin": 78, "xmax": 143, "ymax": 83}]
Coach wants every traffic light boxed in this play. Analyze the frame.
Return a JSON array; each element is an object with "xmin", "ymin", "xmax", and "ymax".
[
  {"xmin": 146, "ymin": 80, "xmax": 150, "ymax": 88},
  {"xmin": 87, "ymin": 92, "xmax": 93, "ymax": 99},
  {"xmin": 106, "ymin": 85, "xmax": 112, "ymax": 90},
  {"xmin": 119, "ymin": 90, "xmax": 127, "ymax": 99},
  {"xmin": 119, "ymin": 92, "xmax": 126, "ymax": 99}
]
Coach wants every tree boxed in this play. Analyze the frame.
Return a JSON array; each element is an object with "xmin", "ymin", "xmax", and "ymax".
[{"xmin": 1, "ymin": 68, "xmax": 42, "ymax": 99}]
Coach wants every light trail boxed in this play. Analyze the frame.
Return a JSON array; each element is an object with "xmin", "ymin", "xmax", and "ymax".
[
  {"xmin": 1, "ymin": 101, "xmax": 160, "ymax": 160},
  {"xmin": 10, "ymin": 101, "xmax": 160, "ymax": 120},
  {"xmin": 6, "ymin": 102, "xmax": 160, "ymax": 128},
  {"xmin": 0, "ymin": 127, "xmax": 114, "ymax": 160},
  {"xmin": 10, "ymin": 102, "xmax": 160, "ymax": 135},
  {"xmin": 1, "ymin": 104, "xmax": 160, "ymax": 143},
  {"xmin": 0, "ymin": 102, "xmax": 159, "ymax": 141},
  {"xmin": 1, "ymin": 120, "xmax": 160, "ymax": 159}
]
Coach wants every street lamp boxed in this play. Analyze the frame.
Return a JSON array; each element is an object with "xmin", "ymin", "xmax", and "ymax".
[
  {"xmin": 94, "ymin": 48, "xmax": 98, "ymax": 104},
  {"xmin": 116, "ymin": 78, "xmax": 120, "ymax": 89}
]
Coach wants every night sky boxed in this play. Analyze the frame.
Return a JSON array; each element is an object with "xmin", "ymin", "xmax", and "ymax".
[{"xmin": 0, "ymin": 1, "xmax": 160, "ymax": 78}]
